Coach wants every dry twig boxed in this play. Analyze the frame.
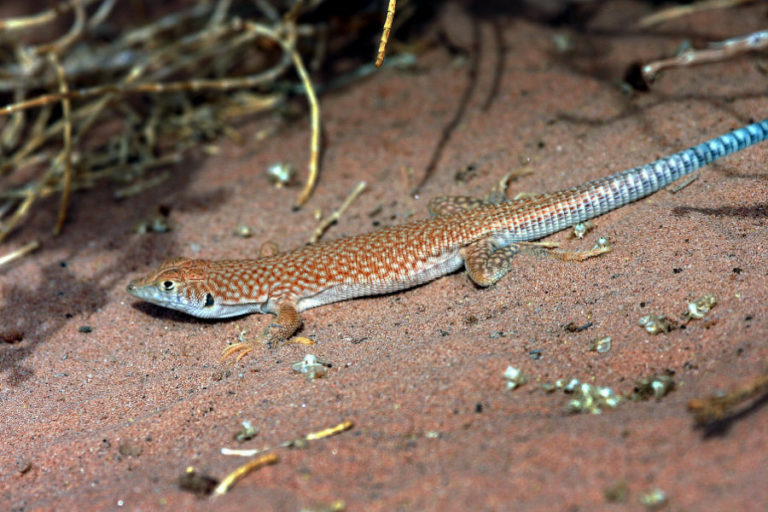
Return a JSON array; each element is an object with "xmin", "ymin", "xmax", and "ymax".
[
  {"xmin": 641, "ymin": 29, "xmax": 768, "ymax": 84},
  {"xmin": 376, "ymin": 0, "xmax": 397, "ymax": 67},
  {"xmin": 221, "ymin": 420, "xmax": 354, "ymax": 457},
  {"xmin": 49, "ymin": 54, "xmax": 73, "ymax": 235},
  {"xmin": 213, "ymin": 420, "xmax": 353, "ymax": 496},
  {"xmin": 289, "ymin": 39, "xmax": 322, "ymax": 209},
  {"xmin": 638, "ymin": 0, "xmax": 755, "ymax": 28},
  {"xmin": 688, "ymin": 372, "xmax": 768, "ymax": 425},
  {"xmin": 310, "ymin": 181, "xmax": 367, "ymax": 243},
  {"xmin": 211, "ymin": 453, "xmax": 279, "ymax": 496},
  {"xmin": 0, "ymin": 0, "xmax": 100, "ymax": 32},
  {"xmin": 0, "ymin": 240, "xmax": 40, "ymax": 267}
]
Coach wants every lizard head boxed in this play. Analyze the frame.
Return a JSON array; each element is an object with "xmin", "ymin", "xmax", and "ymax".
[
  {"xmin": 126, "ymin": 257, "xmax": 217, "ymax": 318},
  {"xmin": 127, "ymin": 257, "xmax": 270, "ymax": 319}
]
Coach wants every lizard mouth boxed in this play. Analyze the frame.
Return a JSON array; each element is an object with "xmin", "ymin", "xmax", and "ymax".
[{"xmin": 126, "ymin": 281, "xmax": 153, "ymax": 301}]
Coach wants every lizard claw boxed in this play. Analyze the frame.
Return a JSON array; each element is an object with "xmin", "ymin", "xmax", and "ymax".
[
  {"xmin": 220, "ymin": 321, "xmax": 296, "ymax": 362},
  {"xmin": 220, "ymin": 341, "xmax": 255, "ymax": 363}
]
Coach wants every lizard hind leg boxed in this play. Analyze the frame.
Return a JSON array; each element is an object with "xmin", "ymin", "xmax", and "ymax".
[
  {"xmin": 461, "ymin": 235, "xmax": 611, "ymax": 289},
  {"xmin": 428, "ymin": 196, "xmax": 490, "ymax": 216},
  {"xmin": 461, "ymin": 235, "xmax": 612, "ymax": 288},
  {"xmin": 485, "ymin": 165, "xmax": 535, "ymax": 204},
  {"xmin": 461, "ymin": 238, "xmax": 521, "ymax": 287},
  {"xmin": 428, "ymin": 167, "xmax": 535, "ymax": 217}
]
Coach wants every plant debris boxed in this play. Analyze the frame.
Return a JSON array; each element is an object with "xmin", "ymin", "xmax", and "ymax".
[
  {"xmin": 212, "ymin": 420, "xmax": 353, "ymax": 494},
  {"xmin": 638, "ymin": 314, "xmax": 676, "ymax": 335},
  {"xmin": 637, "ymin": 0, "xmax": 754, "ymax": 28},
  {"xmin": 571, "ymin": 220, "xmax": 593, "ymax": 239},
  {"xmin": 631, "ymin": 372, "xmax": 676, "ymax": 401},
  {"xmin": 310, "ymin": 181, "xmax": 367, "ymax": 243},
  {"xmin": 233, "ymin": 224, "xmax": 254, "ymax": 238},
  {"xmin": 221, "ymin": 420, "xmax": 354, "ymax": 457},
  {"xmin": 688, "ymin": 371, "xmax": 768, "ymax": 426},
  {"xmin": 291, "ymin": 353, "xmax": 331, "ymax": 380},
  {"xmin": 566, "ymin": 381, "xmax": 623, "ymax": 415},
  {"xmin": 1, "ymin": 330, "xmax": 24, "ymax": 344},
  {"xmin": 503, "ymin": 365, "xmax": 527, "ymax": 390},
  {"xmin": 212, "ymin": 453, "xmax": 279, "ymax": 496},
  {"xmin": 639, "ymin": 488, "xmax": 668, "ymax": 510},
  {"xmin": 540, "ymin": 378, "xmax": 623, "ymax": 414},
  {"xmin": 0, "ymin": 240, "xmax": 39, "ymax": 267},
  {"xmin": 233, "ymin": 420, "xmax": 259, "ymax": 443},
  {"xmin": 589, "ymin": 336, "xmax": 611, "ymax": 353},
  {"xmin": 538, "ymin": 371, "xmax": 678, "ymax": 414},
  {"xmin": 178, "ymin": 466, "xmax": 219, "ymax": 496},
  {"xmin": 266, "ymin": 161, "xmax": 295, "ymax": 188},
  {"xmin": 640, "ymin": 29, "xmax": 768, "ymax": 85},
  {"xmin": 604, "ymin": 479, "xmax": 629, "ymax": 503},
  {"xmin": 685, "ymin": 293, "xmax": 716, "ymax": 320},
  {"xmin": 0, "ymin": 1, "xmax": 416, "ymax": 244}
]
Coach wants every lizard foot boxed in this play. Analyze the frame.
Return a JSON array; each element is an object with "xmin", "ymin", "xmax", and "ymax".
[
  {"xmin": 220, "ymin": 303, "xmax": 303, "ymax": 363},
  {"xmin": 550, "ymin": 237, "xmax": 612, "ymax": 262}
]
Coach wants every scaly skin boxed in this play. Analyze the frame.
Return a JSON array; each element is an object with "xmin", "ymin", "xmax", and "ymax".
[{"xmin": 127, "ymin": 119, "xmax": 768, "ymax": 361}]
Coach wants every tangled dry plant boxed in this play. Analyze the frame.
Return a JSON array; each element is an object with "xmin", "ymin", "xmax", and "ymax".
[{"xmin": 0, "ymin": 0, "xmax": 407, "ymax": 250}]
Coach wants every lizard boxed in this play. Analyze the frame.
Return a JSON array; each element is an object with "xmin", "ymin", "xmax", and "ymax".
[{"xmin": 127, "ymin": 118, "xmax": 768, "ymax": 362}]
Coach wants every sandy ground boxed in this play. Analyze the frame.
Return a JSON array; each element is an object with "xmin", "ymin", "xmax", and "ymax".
[{"xmin": 2, "ymin": 1, "xmax": 768, "ymax": 510}]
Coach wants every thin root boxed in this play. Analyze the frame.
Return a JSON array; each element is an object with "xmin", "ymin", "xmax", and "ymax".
[{"xmin": 310, "ymin": 181, "xmax": 367, "ymax": 243}]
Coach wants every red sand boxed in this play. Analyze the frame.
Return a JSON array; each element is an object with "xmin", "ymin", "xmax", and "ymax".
[{"xmin": 2, "ymin": 2, "xmax": 767, "ymax": 510}]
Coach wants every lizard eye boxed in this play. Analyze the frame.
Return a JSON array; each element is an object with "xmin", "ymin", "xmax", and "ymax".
[{"xmin": 162, "ymin": 280, "xmax": 175, "ymax": 291}]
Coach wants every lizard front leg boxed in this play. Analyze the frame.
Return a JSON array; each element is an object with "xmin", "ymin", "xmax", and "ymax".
[{"xmin": 221, "ymin": 301, "xmax": 302, "ymax": 362}]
